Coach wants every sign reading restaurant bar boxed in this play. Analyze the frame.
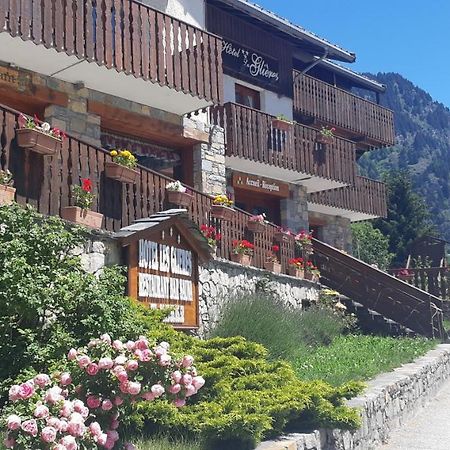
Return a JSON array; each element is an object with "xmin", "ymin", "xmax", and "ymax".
[
  {"xmin": 232, "ymin": 171, "xmax": 290, "ymax": 198},
  {"xmin": 119, "ymin": 213, "xmax": 211, "ymax": 329}
]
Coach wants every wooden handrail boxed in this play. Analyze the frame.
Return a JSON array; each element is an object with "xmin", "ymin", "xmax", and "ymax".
[
  {"xmin": 293, "ymin": 71, "xmax": 395, "ymax": 147},
  {"xmin": 313, "ymin": 238, "xmax": 444, "ymax": 339},
  {"xmin": 210, "ymin": 102, "xmax": 357, "ymax": 186},
  {"xmin": 0, "ymin": 0, "xmax": 223, "ymax": 104}
]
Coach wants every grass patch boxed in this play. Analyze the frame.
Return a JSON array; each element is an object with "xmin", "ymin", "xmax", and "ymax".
[
  {"xmin": 132, "ymin": 436, "xmax": 203, "ymax": 450},
  {"xmin": 295, "ymin": 334, "xmax": 437, "ymax": 386},
  {"xmin": 443, "ymin": 318, "xmax": 450, "ymax": 331}
]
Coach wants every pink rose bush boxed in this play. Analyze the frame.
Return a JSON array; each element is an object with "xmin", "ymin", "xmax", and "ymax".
[{"xmin": 1, "ymin": 335, "xmax": 204, "ymax": 449}]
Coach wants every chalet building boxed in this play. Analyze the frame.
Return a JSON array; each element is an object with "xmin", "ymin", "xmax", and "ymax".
[{"xmin": 0, "ymin": 0, "xmax": 393, "ymax": 265}]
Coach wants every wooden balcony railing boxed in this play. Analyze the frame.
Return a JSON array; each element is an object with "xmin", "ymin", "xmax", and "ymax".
[
  {"xmin": 0, "ymin": 0, "xmax": 223, "ymax": 104},
  {"xmin": 293, "ymin": 71, "xmax": 395, "ymax": 147},
  {"xmin": 0, "ymin": 102, "xmax": 300, "ymax": 271},
  {"xmin": 210, "ymin": 102, "xmax": 356, "ymax": 186},
  {"xmin": 308, "ymin": 176, "xmax": 387, "ymax": 218}
]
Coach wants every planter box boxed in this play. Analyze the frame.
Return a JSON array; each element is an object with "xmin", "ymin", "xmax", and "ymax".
[
  {"xmin": 209, "ymin": 245, "xmax": 217, "ymax": 258},
  {"xmin": 16, "ymin": 128, "xmax": 61, "ymax": 155},
  {"xmin": 288, "ymin": 267, "xmax": 304, "ymax": 278},
  {"xmin": 61, "ymin": 206, "xmax": 103, "ymax": 229},
  {"xmin": 315, "ymin": 134, "xmax": 333, "ymax": 145},
  {"xmin": 304, "ymin": 272, "xmax": 320, "ymax": 282},
  {"xmin": 247, "ymin": 220, "xmax": 266, "ymax": 233},
  {"xmin": 274, "ymin": 231, "xmax": 290, "ymax": 243},
  {"xmin": 0, "ymin": 185, "xmax": 15, "ymax": 206},
  {"xmin": 264, "ymin": 261, "xmax": 281, "ymax": 274},
  {"xmin": 105, "ymin": 162, "xmax": 140, "ymax": 184},
  {"xmin": 211, "ymin": 204, "xmax": 236, "ymax": 221},
  {"xmin": 272, "ymin": 118, "xmax": 292, "ymax": 132},
  {"xmin": 398, "ymin": 274, "xmax": 414, "ymax": 283},
  {"xmin": 231, "ymin": 253, "xmax": 252, "ymax": 267},
  {"xmin": 166, "ymin": 190, "xmax": 194, "ymax": 208}
]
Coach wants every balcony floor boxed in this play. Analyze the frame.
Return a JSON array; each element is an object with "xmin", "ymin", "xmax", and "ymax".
[
  {"xmin": 307, "ymin": 201, "xmax": 379, "ymax": 222},
  {"xmin": 0, "ymin": 33, "xmax": 211, "ymax": 116}
]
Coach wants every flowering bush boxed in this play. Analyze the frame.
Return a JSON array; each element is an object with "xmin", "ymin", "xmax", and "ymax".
[
  {"xmin": 288, "ymin": 257, "xmax": 304, "ymax": 269},
  {"xmin": 71, "ymin": 179, "xmax": 95, "ymax": 210},
  {"xmin": 18, "ymin": 114, "xmax": 66, "ymax": 141},
  {"xmin": 165, "ymin": 181, "xmax": 187, "ymax": 193},
  {"xmin": 249, "ymin": 214, "xmax": 265, "ymax": 223},
  {"xmin": 266, "ymin": 245, "xmax": 280, "ymax": 263},
  {"xmin": 232, "ymin": 240, "xmax": 255, "ymax": 256},
  {"xmin": 212, "ymin": 194, "xmax": 233, "ymax": 207},
  {"xmin": 0, "ymin": 169, "xmax": 13, "ymax": 187},
  {"xmin": 109, "ymin": 150, "xmax": 137, "ymax": 169},
  {"xmin": 320, "ymin": 126, "xmax": 336, "ymax": 137},
  {"xmin": 200, "ymin": 224, "xmax": 221, "ymax": 248}
]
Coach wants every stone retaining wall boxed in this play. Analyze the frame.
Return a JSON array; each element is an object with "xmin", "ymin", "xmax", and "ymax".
[{"xmin": 256, "ymin": 344, "xmax": 450, "ymax": 450}]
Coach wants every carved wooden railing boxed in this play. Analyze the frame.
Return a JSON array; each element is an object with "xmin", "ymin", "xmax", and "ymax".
[
  {"xmin": 313, "ymin": 239, "xmax": 444, "ymax": 339},
  {"xmin": 0, "ymin": 0, "xmax": 223, "ymax": 104},
  {"xmin": 293, "ymin": 71, "xmax": 395, "ymax": 147},
  {"xmin": 309, "ymin": 175, "xmax": 387, "ymax": 218},
  {"xmin": 0, "ymin": 103, "xmax": 298, "ymax": 271},
  {"xmin": 210, "ymin": 102, "xmax": 357, "ymax": 186}
]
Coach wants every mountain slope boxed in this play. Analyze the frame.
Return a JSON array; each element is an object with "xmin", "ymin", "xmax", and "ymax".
[{"xmin": 357, "ymin": 73, "xmax": 450, "ymax": 239}]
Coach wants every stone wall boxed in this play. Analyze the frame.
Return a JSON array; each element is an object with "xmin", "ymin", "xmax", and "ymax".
[
  {"xmin": 198, "ymin": 258, "xmax": 320, "ymax": 337},
  {"xmin": 309, "ymin": 211, "xmax": 353, "ymax": 253},
  {"xmin": 256, "ymin": 344, "xmax": 450, "ymax": 450},
  {"xmin": 281, "ymin": 185, "xmax": 309, "ymax": 232}
]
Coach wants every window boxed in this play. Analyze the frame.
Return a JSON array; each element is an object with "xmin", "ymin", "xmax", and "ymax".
[{"xmin": 235, "ymin": 84, "xmax": 261, "ymax": 110}]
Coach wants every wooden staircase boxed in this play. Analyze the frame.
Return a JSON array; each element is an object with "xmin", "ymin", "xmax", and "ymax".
[{"xmin": 312, "ymin": 239, "xmax": 445, "ymax": 340}]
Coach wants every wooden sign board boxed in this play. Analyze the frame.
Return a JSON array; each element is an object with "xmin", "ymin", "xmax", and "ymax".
[
  {"xmin": 232, "ymin": 171, "xmax": 290, "ymax": 198},
  {"xmin": 0, "ymin": 66, "xmax": 20, "ymax": 88},
  {"xmin": 119, "ymin": 214, "xmax": 211, "ymax": 329}
]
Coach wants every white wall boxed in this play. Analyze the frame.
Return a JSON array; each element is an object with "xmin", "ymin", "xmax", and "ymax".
[
  {"xmin": 223, "ymin": 75, "xmax": 293, "ymax": 120},
  {"xmin": 144, "ymin": 0, "xmax": 205, "ymax": 28}
]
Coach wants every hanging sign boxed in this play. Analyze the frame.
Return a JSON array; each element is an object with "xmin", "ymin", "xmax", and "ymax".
[
  {"xmin": 222, "ymin": 40, "xmax": 280, "ymax": 87},
  {"xmin": 232, "ymin": 171, "xmax": 289, "ymax": 198}
]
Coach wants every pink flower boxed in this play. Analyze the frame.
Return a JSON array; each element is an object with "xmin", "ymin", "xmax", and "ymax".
[
  {"xmin": 54, "ymin": 445, "xmax": 67, "ymax": 450},
  {"xmin": 107, "ymin": 430, "xmax": 120, "ymax": 441},
  {"xmin": 60, "ymin": 400, "xmax": 74, "ymax": 418},
  {"xmin": 125, "ymin": 340, "xmax": 136, "ymax": 351},
  {"xmin": 89, "ymin": 421, "xmax": 102, "ymax": 437},
  {"xmin": 150, "ymin": 384, "xmax": 165, "ymax": 398},
  {"xmin": 182, "ymin": 355, "xmax": 194, "ymax": 368},
  {"xmin": 105, "ymin": 438, "xmax": 115, "ymax": 450},
  {"xmin": 86, "ymin": 363, "xmax": 99, "ymax": 376},
  {"xmin": 126, "ymin": 360, "xmax": 139, "ymax": 371},
  {"xmin": 18, "ymin": 381, "xmax": 35, "ymax": 399},
  {"xmin": 102, "ymin": 399, "xmax": 113, "ymax": 411},
  {"xmin": 154, "ymin": 346, "xmax": 166, "ymax": 357},
  {"xmin": 46, "ymin": 417, "xmax": 62, "ymax": 431},
  {"xmin": 113, "ymin": 396, "xmax": 124, "ymax": 406},
  {"xmin": 127, "ymin": 381, "xmax": 141, "ymax": 395},
  {"xmin": 41, "ymin": 426, "xmax": 57, "ymax": 443},
  {"xmin": 171, "ymin": 371, "xmax": 182, "ymax": 383},
  {"xmin": 168, "ymin": 384, "xmax": 181, "ymax": 394},
  {"xmin": 77, "ymin": 355, "xmax": 91, "ymax": 368},
  {"xmin": 181, "ymin": 374, "xmax": 192, "ymax": 386},
  {"xmin": 112, "ymin": 340, "xmax": 124, "ymax": 351},
  {"xmin": 21, "ymin": 419, "xmax": 38, "ymax": 436},
  {"xmin": 117, "ymin": 370, "xmax": 128, "ymax": 383},
  {"xmin": 87, "ymin": 395, "xmax": 102, "ymax": 409},
  {"xmin": 34, "ymin": 373, "xmax": 51, "ymax": 388},
  {"xmin": 3, "ymin": 436, "xmax": 15, "ymax": 449},
  {"xmin": 141, "ymin": 392, "xmax": 155, "ymax": 401},
  {"xmin": 136, "ymin": 349, "xmax": 152, "ymax": 362},
  {"xmin": 159, "ymin": 353, "xmax": 171, "ymax": 366},
  {"xmin": 135, "ymin": 336, "xmax": 148, "ymax": 350},
  {"xmin": 185, "ymin": 384, "xmax": 197, "ymax": 397},
  {"xmin": 8, "ymin": 385, "xmax": 21, "ymax": 402},
  {"xmin": 173, "ymin": 398, "xmax": 186, "ymax": 408},
  {"xmin": 125, "ymin": 443, "xmax": 136, "ymax": 450},
  {"xmin": 67, "ymin": 348, "xmax": 78, "ymax": 360},
  {"xmin": 100, "ymin": 333, "xmax": 112, "ymax": 344},
  {"xmin": 73, "ymin": 400, "xmax": 85, "ymax": 413},
  {"xmin": 60, "ymin": 435, "xmax": 78, "ymax": 450},
  {"xmin": 192, "ymin": 376, "xmax": 206, "ymax": 390},
  {"xmin": 114, "ymin": 355, "xmax": 127, "ymax": 366},
  {"xmin": 110, "ymin": 419, "xmax": 120, "ymax": 430},
  {"xmin": 59, "ymin": 419, "xmax": 68, "ymax": 432},
  {"xmin": 97, "ymin": 433, "xmax": 108, "ymax": 446},
  {"xmin": 60, "ymin": 372, "xmax": 72, "ymax": 386},
  {"xmin": 34, "ymin": 404, "xmax": 50, "ymax": 418},
  {"xmin": 98, "ymin": 357, "xmax": 114, "ymax": 370},
  {"xmin": 6, "ymin": 414, "xmax": 21, "ymax": 430},
  {"xmin": 159, "ymin": 341, "xmax": 170, "ymax": 351},
  {"xmin": 45, "ymin": 386, "xmax": 63, "ymax": 404},
  {"xmin": 67, "ymin": 414, "xmax": 86, "ymax": 437},
  {"xmin": 119, "ymin": 382, "xmax": 129, "ymax": 394}
]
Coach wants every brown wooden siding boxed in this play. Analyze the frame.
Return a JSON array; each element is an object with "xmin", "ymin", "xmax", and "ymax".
[
  {"xmin": 308, "ymin": 176, "xmax": 387, "ymax": 218},
  {"xmin": 0, "ymin": 0, "xmax": 223, "ymax": 104},
  {"xmin": 293, "ymin": 71, "xmax": 395, "ymax": 148},
  {"xmin": 206, "ymin": 3, "xmax": 294, "ymax": 97},
  {"xmin": 211, "ymin": 102, "xmax": 357, "ymax": 186}
]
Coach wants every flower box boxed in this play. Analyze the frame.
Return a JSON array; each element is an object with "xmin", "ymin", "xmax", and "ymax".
[
  {"xmin": 231, "ymin": 253, "xmax": 252, "ymax": 266},
  {"xmin": 272, "ymin": 118, "xmax": 292, "ymax": 132},
  {"xmin": 105, "ymin": 161, "xmax": 140, "ymax": 184},
  {"xmin": 397, "ymin": 273, "xmax": 414, "ymax": 283},
  {"xmin": 16, "ymin": 128, "xmax": 61, "ymax": 155},
  {"xmin": 274, "ymin": 231, "xmax": 290, "ymax": 243},
  {"xmin": 166, "ymin": 190, "xmax": 194, "ymax": 208},
  {"xmin": 315, "ymin": 134, "xmax": 333, "ymax": 145},
  {"xmin": 61, "ymin": 206, "xmax": 103, "ymax": 229},
  {"xmin": 0, "ymin": 185, "xmax": 15, "ymax": 206},
  {"xmin": 264, "ymin": 261, "xmax": 281, "ymax": 274},
  {"xmin": 211, "ymin": 205, "xmax": 236, "ymax": 221},
  {"xmin": 288, "ymin": 267, "xmax": 304, "ymax": 278},
  {"xmin": 247, "ymin": 220, "xmax": 266, "ymax": 233}
]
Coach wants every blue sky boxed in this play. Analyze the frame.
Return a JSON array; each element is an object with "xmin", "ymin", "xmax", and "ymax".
[{"xmin": 256, "ymin": 0, "xmax": 450, "ymax": 107}]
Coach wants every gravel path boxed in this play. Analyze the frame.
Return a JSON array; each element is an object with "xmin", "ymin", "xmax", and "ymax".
[{"xmin": 380, "ymin": 377, "xmax": 450, "ymax": 450}]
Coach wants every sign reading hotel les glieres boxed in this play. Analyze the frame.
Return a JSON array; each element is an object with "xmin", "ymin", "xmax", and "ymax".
[{"xmin": 222, "ymin": 40, "xmax": 280, "ymax": 88}]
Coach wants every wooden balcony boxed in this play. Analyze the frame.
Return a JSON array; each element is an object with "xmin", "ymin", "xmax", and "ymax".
[
  {"xmin": 308, "ymin": 176, "xmax": 387, "ymax": 221},
  {"xmin": 293, "ymin": 71, "xmax": 395, "ymax": 149},
  {"xmin": 210, "ymin": 102, "xmax": 356, "ymax": 192},
  {"xmin": 0, "ymin": 0, "xmax": 223, "ymax": 114}
]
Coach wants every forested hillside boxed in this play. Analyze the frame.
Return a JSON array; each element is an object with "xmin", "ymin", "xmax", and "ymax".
[{"xmin": 357, "ymin": 73, "xmax": 450, "ymax": 239}]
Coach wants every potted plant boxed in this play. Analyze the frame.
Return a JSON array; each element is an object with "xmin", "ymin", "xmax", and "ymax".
[
  {"xmin": 105, "ymin": 149, "xmax": 140, "ymax": 184},
  {"xmin": 166, "ymin": 180, "xmax": 194, "ymax": 208},
  {"xmin": 200, "ymin": 224, "xmax": 222, "ymax": 256},
  {"xmin": 231, "ymin": 239, "xmax": 254, "ymax": 266},
  {"xmin": 272, "ymin": 114, "xmax": 292, "ymax": 132},
  {"xmin": 247, "ymin": 214, "xmax": 266, "ymax": 233},
  {"xmin": 315, "ymin": 126, "xmax": 335, "ymax": 145},
  {"xmin": 288, "ymin": 257, "xmax": 304, "ymax": 278},
  {"xmin": 264, "ymin": 245, "xmax": 281, "ymax": 274},
  {"xmin": 396, "ymin": 268, "xmax": 414, "ymax": 283},
  {"xmin": 61, "ymin": 178, "xmax": 103, "ymax": 229},
  {"xmin": 295, "ymin": 230, "xmax": 314, "ymax": 257},
  {"xmin": 211, "ymin": 194, "xmax": 235, "ymax": 221},
  {"xmin": 273, "ymin": 226, "xmax": 292, "ymax": 243},
  {"xmin": 304, "ymin": 261, "xmax": 320, "ymax": 282},
  {"xmin": 0, "ymin": 169, "xmax": 15, "ymax": 206},
  {"xmin": 16, "ymin": 114, "xmax": 65, "ymax": 155}
]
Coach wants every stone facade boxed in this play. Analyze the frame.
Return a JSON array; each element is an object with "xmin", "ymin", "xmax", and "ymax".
[
  {"xmin": 280, "ymin": 184, "xmax": 309, "ymax": 232},
  {"xmin": 198, "ymin": 258, "xmax": 320, "ymax": 337},
  {"xmin": 309, "ymin": 211, "xmax": 353, "ymax": 253}
]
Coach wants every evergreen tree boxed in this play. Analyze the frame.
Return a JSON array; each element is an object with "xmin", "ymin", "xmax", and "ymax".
[{"xmin": 374, "ymin": 170, "xmax": 435, "ymax": 267}]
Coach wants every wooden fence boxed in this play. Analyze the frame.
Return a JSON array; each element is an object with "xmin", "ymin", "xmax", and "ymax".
[{"xmin": 0, "ymin": 0, "xmax": 223, "ymax": 104}]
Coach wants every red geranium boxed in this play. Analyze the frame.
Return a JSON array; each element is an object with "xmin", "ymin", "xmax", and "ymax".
[
  {"xmin": 272, "ymin": 245, "xmax": 280, "ymax": 253},
  {"xmin": 81, "ymin": 178, "xmax": 92, "ymax": 192}
]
